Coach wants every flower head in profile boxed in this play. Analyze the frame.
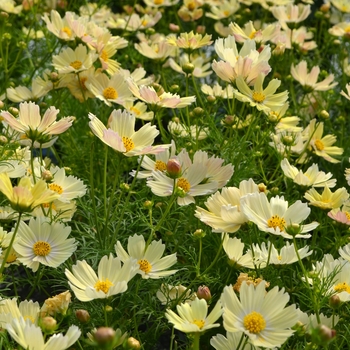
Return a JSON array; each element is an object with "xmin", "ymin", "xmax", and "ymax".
[
  {"xmin": 1, "ymin": 102, "xmax": 74, "ymax": 145},
  {"xmin": 115, "ymin": 234, "xmax": 177, "ymax": 279},
  {"xmin": 234, "ymin": 74, "xmax": 288, "ymax": 113},
  {"xmin": 0, "ymin": 174, "xmax": 59, "ymax": 213},
  {"xmin": 42, "ymin": 10, "xmax": 75, "ymax": 41},
  {"xmin": 6, "ymin": 317, "xmax": 81, "ymax": 350},
  {"xmin": 281, "ymin": 158, "xmax": 336, "ymax": 188},
  {"xmin": 89, "ymin": 109, "xmax": 169, "ymax": 157},
  {"xmin": 13, "ymin": 217, "xmax": 77, "ymax": 272},
  {"xmin": 221, "ymin": 282, "xmax": 298, "ymax": 348},
  {"xmin": 271, "ymin": 4, "xmax": 311, "ymax": 30},
  {"xmin": 291, "ymin": 61, "xmax": 337, "ymax": 92},
  {"xmin": 304, "ymin": 186, "xmax": 349, "ymax": 210},
  {"xmin": 328, "ymin": 200, "xmax": 350, "ymax": 225},
  {"xmin": 65, "ymin": 254, "xmax": 137, "ymax": 301},
  {"xmin": 41, "ymin": 291, "xmax": 71, "ymax": 317},
  {"xmin": 167, "ymin": 31, "xmax": 213, "ymax": 50},
  {"xmin": 241, "ymin": 192, "xmax": 319, "ymax": 239},
  {"xmin": 165, "ymin": 297, "xmax": 222, "ymax": 333},
  {"xmin": 156, "ymin": 284, "xmax": 196, "ymax": 306}
]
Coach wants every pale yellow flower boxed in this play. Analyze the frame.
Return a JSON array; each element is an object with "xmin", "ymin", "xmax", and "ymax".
[
  {"xmin": 304, "ymin": 186, "xmax": 349, "ymax": 210},
  {"xmin": 167, "ymin": 31, "xmax": 213, "ymax": 50}
]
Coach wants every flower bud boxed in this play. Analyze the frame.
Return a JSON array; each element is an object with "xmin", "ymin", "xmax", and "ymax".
[
  {"xmin": 120, "ymin": 183, "xmax": 130, "ymax": 192},
  {"xmin": 193, "ymin": 229, "xmax": 206, "ymax": 239},
  {"xmin": 207, "ymin": 95, "xmax": 216, "ymax": 103},
  {"xmin": 222, "ymin": 115, "xmax": 235, "ymax": 126},
  {"xmin": 170, "ymin": 84, "xmax": 179, "ymax": 93},
  {"xmin": 75, "ymin": 309, "xmax": 90, "ymax": 323},
  {"xmin": 124, "ymin": 337, "xmax": 141, "ymax": 349},
  {"xmin": 320, "ymin": 3, "xmax": 330, "ymax": 12},
  {"xmin": 329, "ymin": 294, "xmax": 341, "ymax": 309},
  {"xmin": 42, "ymin": 170, "xmax": 53, "ymax": 182},
  {"xmin": 310, "ymin": 324, "xmax": 336, "ymax": 345},
  {"xmin": 0, "ymin": 11, "xmax": 9, "ymax": 19},
  {"xmin": 0, "ymin": 136, "xmax": 7, "ymax": 144},
  {"xmin": 40, "ymin": 316, "xmax": 57, "ymax": 333},
  {"xmin": 143, "ymin": 200, "xmax": 153, "ymax": 209},
  {"xmin": 257, "ymin": 183, "xmax": 268, "ymax": 193},
  {"xmin": 0, "ymin": 100, "xmax": 4, "ymax": 109},
  {"xmin": 193, "ymin": 107, "xmax": 204, "ymax": 117},
  {"xmin": 196, "ymin": 25, "xmax": 206, "ymax": 34},
  {"xmin": 182, "ymin": 63, "xmax": 195, "ymax": 75},
  {"xmin": 197, "ymin": 285, "xmax": 211, "ymax": 301},
  {"xmin": 9, "ymin": 107, "xmax": 18, "ymax": 115},
  {"xmin": 50, "ymin": 72, "xmax": 59, "ymax": 81},
  {"xmin": 320, "ymin": 110, "xmax": 329, "ymax": 119},
  {"xmin": 169, "ymin": 23, "xmax": 180, "ymax": 32},
  {"xmin": 282, "ymin": 135, "xmax": 294, "ymax": 145},
  {"xmin": 166, "ymin": 158, "xmax": 182, "ymax": 179},
  {"xmin": 94, "ymin": 327, "xmax": 116, "ymax": 345}
]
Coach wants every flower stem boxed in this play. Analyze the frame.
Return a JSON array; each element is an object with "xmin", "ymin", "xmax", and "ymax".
[
  {"xmin": 191, "ymin": 332, "xmax": 200, "ymax": 350},
  {"xmin": 0, "ymin": 212, "xmax": 22, "ymax": 277}
]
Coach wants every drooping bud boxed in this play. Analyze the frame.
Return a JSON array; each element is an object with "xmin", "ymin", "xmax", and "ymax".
[
  {"xmin": 94, "ymin": 327, "xmax": 116, "ymax": 345},
  {"xmin": 75, "ymin": 309, "xmax": 90, "ymax": 323},
  {"xmin": 197, "ymin": 285, "xmax": 211, "ymax": 301}
]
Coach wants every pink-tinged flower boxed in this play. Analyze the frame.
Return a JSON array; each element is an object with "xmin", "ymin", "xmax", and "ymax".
[
  {"xmin": 89, "ymin": 109, "xmax": 169, "ymax": 157},
  {"xmin": 135, "ymin": 39, "xmax": 176, "ymax": 61},
  {"xmin": 1, "ymin": 102, "xmax": 74, "ymax": 145},
  {"xmin": 329, "ymin": 22, "xmax": 350, "ymax": 38},
  {"xmin": 128, "ymin": 80, "xmax": 195, "ymax": 109},
  {"xmin": 271, "ymin": 4, "xmax": 311, "ymax": 30},
  {"xmin": 291, "ymin": 61, "xmax": 337, "ymax": 92}
]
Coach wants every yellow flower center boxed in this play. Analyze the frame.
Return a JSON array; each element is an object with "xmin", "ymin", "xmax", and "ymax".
[
  {"xmin": 23, "ymin": 315, "xmax": 35, "ymax": 323},
  {"xmin": 334, "ymin": 282, "xmax": 350, "ymax": 293},
  {"xmin": 94, "ymin": 278, "xmax": 113, "ymax": 294},
  {"xmin": 243, "ymin": 311, "xmax": 266, "ymax": 334},
  {"xmin": 100, "ymin": 50, "xmax": 108, "ymax": 62},
  {"xmin": 62, "ymin": 26, "xmax": 72, "ymax": 37},
  {"xmin": 267, "ymin": 215, "xmax": 286, "ymax": 231},
  {"xmin": 42, "ymin": 202, "xmax": 57, "ymax": 210},
  {"xmin": 176, "ymin": 177, "xmax": 191, "ymax": 193},
  {"xmin": 141, "ymin": 20, "xmax": 149, "ymax": 26},
  {"xmin": 314, "ymin": 139, "xmax": 324, "ymax": 151},
  {"xmin": 6, "ymin": 252, "xmax": 17, "ymax": 263},
  {"xmin": 223, "ymin": 10, "xmax": 230, "ymax": 16},
  {"xmin": 252, "ymin": 91, "xmax": 265, "ymax": 103},
  {"xmin": 187, "ymin": 1, "xmax": 195, "ymax": 10},
  {"xmin": 154, "ymin": 0, "xmax": 164, "ymax": 4},
  {"xmin": 122, "ymin": 136, "xmax": 135, "ymax": 152},
  {"xmin": 249, "ymin": 31, "xmax": 257, "ymax": 39},
  {"xmin": 70, "ymin": 60, "xmax": 82, "ymax": 70},
  {"xmin": 103, "ymin": 87, "xmax": 118, "ymax": 100},
  {"xmin": 49, "ymin": 183, "xmax": 63, "ymax": 194},
  {"xmin": 130, "ymin": 106, "xmax": 141, "ymax": 115},
  {"xmin": 192, "ymin": 319, "xmax": 205, "ymax": 329},
  {"xmin": 345, "ymin": 25, "xmax": 350, "ymax": 33},
  {"xmin": 277, "ymin": 255, "xmax": 282, "ymax": 260},
  {"xmin": 33, "ymin": 241, "xmax": 51, "ymax": 256},
  {"xmin": 138, "ymin": 259, "xmax": 152, "ymax": 273},
  {"xmin": 345, "ymin": 212, "xmax": 350, "ymax": 220},
  {"xmin": 155, "ymin": 160, "xmax": 167, "ymax": 171}
]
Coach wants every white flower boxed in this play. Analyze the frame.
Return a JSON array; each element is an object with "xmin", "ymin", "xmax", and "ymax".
[
  {"xmin": 221, "ymin": 282, "xmax": 298, "ymax": 348},
  {"xmin": 156, "ymin": 284, "xmax": 196, "ymax": 305},
  {"xmin": 165, "ymin": 297, "xmax": 222, "ymax": 333},
  {"xmin": 65, "ymin": 254, "xmax": 137, "ymax": 301},
  {"xmin": 222, "ymin": 234, "xmax": 255, "ymax": 268},
  {"xmin": 115, "ymin": 234, "xmax": 177, "ymax": 279},
  {"xmin": 241, "ymin": 192, "xmax": 319, "ymax": 239}
]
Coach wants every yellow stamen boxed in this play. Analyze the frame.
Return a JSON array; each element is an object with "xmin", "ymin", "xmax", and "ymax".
[
  {"xmin": 243, "ymin": 311, "xmax": 266, "ymax": 334},
  {"xmin": 23, "ymin": 315, "xmax": 35, "ymax": 323},
  {"xmin": 252, "ymin": 91, "xmax": 265, "ymax": 103},
  {"xmin": 267, "ymin": 215, "xmax": 286, "ymax": 231},
  {"xmin": 192, "ymin": 319, "xmax": 205, "ymax": 329},
  {"xmin": 223, "ymin": 10, "xmax": 230, "ymax": 17},
  {"xmin": 249, "ymin": 31, "xmax": 257, "ymax": 39},
  {"xmin": 100, "ymin": 50, "xmax": 108, "ymax": 62},
  {"xmin": 130, "ymin": 107, "xmax": 141, "ymax": 115},
  {"xmin": 122, "ymin": 136, "xmax": 135, "ymax": 152},
  {"xmin": 314, "ymin": 139, "xmax": 324, "ymax": 151},
  {"xmin": 103, "ymin": 87, "xmax": 118, "ymax": 100},
  {"xmin": 6, "ymin": 252, "xmax": 17, "ymax": 263},
  {"xmin": 62, "ymin": 26, "xmax": 72, "ymax": 37},
  {"xmin": 70, "ymin": 60, "xmax": 82, "ymax": 70},
  {"xmin": 334, "ymin": 282, "xmax": 350, "ymax": 293},
  {"xmin": 345, "ymin": 212, "xmax": 350, "ymax": 220},
  {"xmin": 33, "ymin": 241, "xmax": 51, "ymax": 256},
  {"xmin": 94, "ymin": 278, "xmax": 113, "ymax": 294},
  {"xmin": 154, "ymin": 0, "xmax": 164, "ymax": 4},
  {"xmin": 138, "ymin": 259, "xmax": 152, "ymax": 273},
  {"xmin": 49, "ymin": 183, "xmax": 63, "ymax": 195},
  {"xmin": 176, "ymin": 177, "xmax": 191, "ymax": 193},
  {"xmin": 155, "ymin": 160, "xmax": 167, "ymax": 171},
  {"xmin": 277, "ymin": 255, "xmax": 282, "ymax": 260}
]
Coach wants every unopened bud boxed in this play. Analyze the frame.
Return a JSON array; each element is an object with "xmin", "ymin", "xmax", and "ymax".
[
  {"xmin": 2, "ymin": 33, "xmax": 11, "ymax": 41},
  {"xmin": 182, "ymin": 63, "xmax": 195, "ymax": 74},
  {"xmin": 196, "ymin": 25, "xmax": 206, "ymax": 34},
  {"xmin": 329, "ymin": 294, "xmax": 341, "ymax": 309},
  {"xmin": 320, "ymin": 3, "xmax": 330, "ymax": 12},
  {"xmin": 94, "ymin": 327, "xmax": 116, "ymax": 345},
  {"xmin": 0, "ymin": 12, "xmax": 9, "ymax": 19},
  {"xmin": 120, "ymin": 183, "xmax": 130, "ymax": 192},
  {"xmin": 40, "ymin": 316, "xmax": 57, "ymax": 333},
  {"xmin": 222, "ymin": 115, "xmax": 235, "ymax": 126},
  {"xmin": 193, "ymin": 229, "xmax": 206, "ymax": 239},
  {"xmin": 270, "ymin": 187, "xmax": 279, "ymax": 195},
  {"xmin": 257, "ymin": 183, "xmax": 267, "ymax": 193},
  {"xmin": 143, "ymin": 200, "xmax": 153, "ymax": 209},
  {"xmin": 169, "ymin": 23, "xmax": 180, "ymax": 32},
  {"xmin": 166, "ymin": 158, "xmax": 182, "ymax": 178},
  {"xmin": 193, "ymin": 107, "xmax": 204, "ymax": 117},
  {"xmin": 42, "ymin": 170, "xmax": 53, "ymax": 182},
  {"xmin": 0, "ymin": 100, "xmax": 4, "ymax": 109},
  {"xmin": 8, "ymin": 107, "xmax": 18, "ymax": 115},
  {"xmin": 0, "ymin": 136, "xmax": 7, "ymax": 144},
  {"xmin": 285, "ymin": 223, "xmax": 301, "ymax": 237},
  {"xmin": 76, "ymin": 309, "xmax": 90, "ymax": 323},
  {"xmin": 282, "ymin": 135, "xmax": 294, "ymax": 145},
  {"xmin": 311, "ymin": 324, "xmax": 336, "ymax": 344},
  {"xmin": 125, "ymin": 337, "xmax": 141, "ymax": 349},
  {"xmin": 333, "ymin": 39, "xmax": 341, "ymax": 45},
  {"xmin": 207, "ymin": 95, "xmax": 216, "ymax": 103},
  {"xmin": 197, "ymin": 285, "xmax": 211, "ymax": 301},
  {"xmin": 320, "ymin": 110, "xmax": 329, "ymax": 119},
  {"xmin": 50, "ymin": 72, "xmax": 59, "ymax": 81},
  {"xmin": 170, "ymin": 84, "xmax": 179, "ymax": 93}
]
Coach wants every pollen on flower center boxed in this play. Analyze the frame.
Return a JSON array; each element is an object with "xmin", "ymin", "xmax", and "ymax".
[
  {"xmin": 154, "ymin": 0, "xmax": 164, "ymax": 4},
  {"xmin": 130, "ymin": 106, "xmax": 141, "ymax": 115},
  {"xmin": 345, "ymin": 212, "xmax": 350, "ymax": 220},
  {"xmin": 70, "ymin": 60, "xmax": 83, "ymax": 70},
  {"xmin": 176, "ymin": 177, "xmax": 191, "ymax": 193},
  {"xmin": 314, "ymin": 139, "xmax": 324, "ymax": 151},
  {"xmin": 277, "ymin": 255, "xmax": 282, "ymax": 260},
  {"xmin": 267, "ymin": 215, "xmax": 286, "ymax": 231},
  {"xmin": 100, "ymin": 50, "xmax": 108, "ymax": 62},
  {"xmin": 252, "ymin": 91, "xmax": 265, "ymax": 103},
  {"xmin": 62, "ymin": 26, "xmax": 72, "ymax": 37},
  {"xmin": 122, "ymin": 136, "xmax": 135, "ymax": 152},
  {"xmin": 103, "ymin": 87, "xmax": 118, "ymax": 100},
  {"xmin": 334, "ymin": 282, "xmax": 350, "ymax": 293},
  {"xmin": 23, "ymin": 315, "xmax": 35, "ymax": 323},
  {"xmin": 138, "ymin": 259, "xmax": 152, "ymax": 273},
  {"xmin": 192, "ymin": 319, "xmax": 205, "ymax": 329},
  {"xmin": 249, "ymin": 31, "xmax": 257, "ymax": 39},
  {"xmin": 94, "ymin": 278, "xmax": 113, "ymax": 294},
  {"xmin": 6, "ymin": 252, "xmax": 17, "ymax": 263},
  {"xmin": 155, "ymin": 160, "xmax": 167, "ymax": 171},
  {"xmin": 243, "ymin": 311, "xmax": 266, "ymax": 334},
  {"xmin": 33, "ymin": 241, "xmax": 51, "ymax": 256},
  {"xmin": 223, "ymin": 10, "xmax": 230, "ymax": 16},
  {"xmin": 49, "ymin": 183, "xmax": 63, "ymax": 194}
]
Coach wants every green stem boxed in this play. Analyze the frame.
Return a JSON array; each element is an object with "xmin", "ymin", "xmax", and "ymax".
[
  {"xmin": 0, "ymin": 212, "xmax": 22, "ymax": 276},
  {"xmin": 191, "ymin": 332, "xmax": 200, "ymax": 350},
  {"xmin": 26, "ymin": 265, "xmax": 44, "ymax": 300},
  {"xmin": 196, "ymin": 238, "xmax": 202, "ymax": 277}
]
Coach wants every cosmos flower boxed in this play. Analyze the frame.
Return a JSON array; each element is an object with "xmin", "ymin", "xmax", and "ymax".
[
  {"xmin": 165, "ymin": 297, "xmax": 222, "ymax": 333},
  {"xmin": 304, "ymin": 186, "xmax": 349, "ymax": 210},
  {"xmin": 115, "ymin": 234, "xmax": 177, "ymax": 279},
  {"xmin": 221, "ymin": 282, "xmax": 298, "ymax": 348}
]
